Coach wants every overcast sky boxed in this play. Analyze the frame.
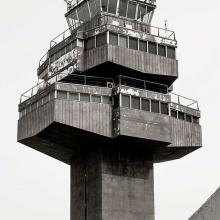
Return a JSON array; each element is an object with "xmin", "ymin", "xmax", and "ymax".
[{"xmin": 0, "ymin": 0, "xmax": 219, "ymax": 219}]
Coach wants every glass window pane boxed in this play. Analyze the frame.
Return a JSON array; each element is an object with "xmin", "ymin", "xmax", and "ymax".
[
  {"xmin": 129, "ymin": 37, "xmax": 138, "ymax": 50},
  {"xmin": 95, "ymin": 0, "xmax": 101, "ymax": 13},
  {"xmin": 89, "ymin": 0, "xmax": 98, "ymax": 17},
  {"xmin": 96, "ymin": 33, "xmax": 107, "ymax": 47},
  {"xmin": 57, "ymin": 91, "xmax": 67, "ymax": 99},
  {"xmin": 171, "ymin": 110, "xmax": 177, "ymax": 118},
  {"xmin": 119, "ymin": 0, "xmax": 128, "ymax": 17},
  {"xmin": 119, "ymin": 35, "xmax": 128, "ymax": 48},
  {"xmin": 69, "ymin": 92, "xmax": 79, "ymax": 100},
  {"xmin": 92, "ymin": 95, "xmax": 101, "ymax": 103},
  {"xmin": 109, "ymin": 32, "xmax": 118, "ymax": 46},
  {"xmin": 178, "ymin": 112, "xmax": 185, "ymax": 120},
  {"xmin": 80, "ymin": 93, "xmax": 90, "ymax": 102},
  {"xmin": 186, "ymin": 114, "xmax": 192, "ymax": 122},
  {"xmin": 102, "ymin": 0, "xmax": 108, "ymax": 12},
  {"xmin": 108, "ymin": 0, "xmax": 117, "ymax": 14},
  {"xmin": 141, "ymin": 99, "xmax": 150, "ymax": 111},
  {"xmin": 148, "ymin": 42, "xmax": 157, "ymax": 54},
  {"xmin": 127, "ymin": 1, "xmax": 137, "ymax": 19},
  {"xmin": 103, "ymin": 96, "xmax": 111, "ymax": 104},
  {"xmin": 131, "ymin": 96, "xmax": 140, "ymax": 109},
  {"xmin": 82, "ymin": 2, "xmax": 90, "ymax": 22},
  {"xmin": 137, "ymin": 4, "xmax": 146, "ymax": 21},
  {"xmin": 139, "ymin": 40, "xmax": 147, "ymax": 52},
  {"xmin": 55, "ymin": 51, "xmax": 60, "ymax": 60},
  {"xmin": 67, "ymin": 9, "xmax": 79, "ymax": 27},
  {"xmin": 167, "ymin": 46, "xmax": 176, "ymax": 59},
  {"xmin": 61, "ymin": 47, "xmax": 65, "ymax": 57},
  {"xmin": 151, "ymin": 100, "xmax": 159, "ymax": 113},
  {"xmin": 158, "ymin": 44, "xmax": 166, "ymax": 57},
  {"xmin": 50, "ymin": 54, "xmax": 55, "ymax": 63},
  {"xmin": 84, "ymin": 37, "xmax": 95, "ymax": 50},
  {"xmin": 78, "ymin": 5, "xmax": 85, "ymax": 22},
  {"xmin": 193, "ymin": 116, "xmax": 199, "ymax": 124},
  {"xmin": 122, "ymin": 95, "xmax": 130, "ymax": 108},
  {"xmin": 161, "ymin": 102, "xmax": 169, "ymax": 115},
  {"xmin": 66, "ymin": 43, "xmax": 72, "ymax": 53}
]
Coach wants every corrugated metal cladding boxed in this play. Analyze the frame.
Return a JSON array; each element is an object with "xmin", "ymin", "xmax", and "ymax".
[
  {"xmin": 189, "ymin": 187, "xmax": 220, "ymax": 220},
  {"xmin": 83, "ymin": 45, "xmax": 178, "ymax": 77}
]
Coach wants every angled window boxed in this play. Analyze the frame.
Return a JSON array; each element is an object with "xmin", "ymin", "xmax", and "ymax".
[
  {"xmin": 57, "ymin": 91, "xmax": 67, "ymax": 99},
  {"xmin": 151, "ymin": 100, "xmax": 159, "ymax": 113},
  {"xmin": 119, "ymin": 35, "xmax": 128, "ymax": 48},
  {"xmin": 161, "ymin": 102, "xmax": 169, "ymax": 115},
  {"xmin": 102, "ymin": 0, "xmax": 108, "ymax": 12},
  {"xmin": 137, "ymin": 4, "xmax": 146, "ymax": 22},
  {"xmin": 119, "ymin": 0, "xmax": 128, "ymax": 17},
  {"xmin": 108, "ymin": 0, "xmax": 117, "ymax": 14},
  {"xmin": 109, "ymin": 32, "xmax": 118, "ymax": 46},
  {"xmin": 96, "ymin": 33, "xmax": 107, "ymax": 47},
  {"xmin": 158, "ymin": 44, "xmax": 166, "ymax": 57},
  {"xmin": 178, "ymin": 112, "xmax": 185, "ymax": 120},
  {"xmin": 186, "ymin": 114, "xmax": 192, "ymax": 122},
  {"xmin": 127, "ymin": 1, "xmax": 137, "ymax": 19},
  {"xmin": 92, "ymin": 95, "xmax": 101, "ymax": 103},
  {"xmin": 148, "ymin": 42, "xmax": 157, "ymax": 55},
  {"xmin": 131, "ymin": 96, "xmax": 140, "ymax": 109},
  {"xmin": 84, "ymin": 37, "xmax": 95, "ymax": 50},
  {"xmin": 193, "ymin": 116, "xmax": 199, "ymax": 124},
  {"xmin": 80, "ymin": 93, "xmax": 90, "ymax": 102},
  {"xmin": 167, "ymin": 46, "xmax": 176, "ymax": 59},
  {"xmin": 171, "ymin": 110, "xmax": 177, "ymax": 118},
  {"xmin": 139, "ymin": 40, "xmax": 147, "ymax": 52},
  {"xmin": 69, "ymin": 92, "xmax": 79, "ymax": 101},
  {"xmin": 129, "ymin": 37, "xmax": 138, "ymax": 50}
]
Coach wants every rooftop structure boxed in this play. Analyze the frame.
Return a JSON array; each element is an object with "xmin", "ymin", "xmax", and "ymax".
[{"xmin": 17, "ymin": 0, "xmax": 202, "ymax": 219}]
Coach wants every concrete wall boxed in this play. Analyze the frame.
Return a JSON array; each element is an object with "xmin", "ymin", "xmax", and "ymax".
[{"xmin": 189, "ymin": 187, "xmax": 220, "ymax": 220}]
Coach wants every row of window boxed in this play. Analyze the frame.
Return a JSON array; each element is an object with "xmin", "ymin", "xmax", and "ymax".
[
  {"xmin": 50, "ymin": 40, "xmax": 77, "ymax": 63},
  {"xmin": 84, "ymin": 32, "xmax": 176, "ymax": 59},
  {"xmin": 57, "ymin": 90, "xmax": 112, "ymax": 104},
  {"xmin": 119, "ymin": 94, "xmax": 199, "ymax": 124}
]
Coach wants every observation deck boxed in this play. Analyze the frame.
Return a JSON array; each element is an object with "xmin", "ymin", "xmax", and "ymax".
[{"xmin": 18, "ymin": 74, "xmax": 202, "ymax": 164}]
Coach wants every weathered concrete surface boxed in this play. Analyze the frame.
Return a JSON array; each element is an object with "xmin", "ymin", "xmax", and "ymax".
[
  {"xmin": 189, "ymin": 187, "xmax": 220, "ymax": 220},
  {"xmin": 71, "ymin": 147, "xmax": 154, "ymax": 220}
]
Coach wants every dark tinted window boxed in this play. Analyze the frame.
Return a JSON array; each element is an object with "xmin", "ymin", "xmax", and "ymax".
[
  {"xmin": 92, "ymin": 95, "xmax": 101, "ymax": 103},
  {"xmin": 186, "ymin": 114, "xmax": 192, "ymax": 122},
  {"xmin": 131, "ymin": 96, "xmax": 140, "ymax": 109},
  {"xmin": 69, "ymin": 92, "xmax": 79, "ymax": 101},
  {"xmin": 193, "ymin": 116, "xmax": 199, "ymax": 124},
  {"xmin": 108, "ymin": 0, "xmax": 117, "ymax": 14},
  {"xmin": 119, "ymin": 0, "xmax": 128, "ymax": 17},
  {"xmin": 139, "ymin": 40, "xmax": 147, "ymax": 52},
  {"xmin": 55, "ymin": 51, "xmax": 61, "ymax": 60},
  {"xmin": 167, "ymin": 46, "xmax": 176, "ymax": 59},
  {"xmin": 148, "ymin": 42, "xmax": 157, "ymax": 54},
  {"xmin": 122, "ymin": 95, "xmax": 130, "ymax": 108},
  {"xmin": 57, "ymin": 91, "xmax": 67, "ymax": 99},
  {"xmin": 102, "ymin": 0, "xmax": 108, "ymax": 12},
  {"xmin": 96, "ymin": 33, "xmax": 107, "ymax": 47},
  {"xmin": 80, "ymin": 93, "xmax": 90, "ymax": 102},
  {"xmin": 109, "ymin": 32, "xmax": 118, "ymax": 46},
  {"xmin": 50, "ymin": 54, "xmax": 55, "ymax": 63},
  {"xmin": 137, "ymin": 4, "xmax": 146, "ymax": 22},
  {"xmin": 161, "ymin": 102, "xmax": 169, "ymax": 115},
  {"xmin": 171, "ymin": 110, "xmax": 177, "ymax": 118},
  {"xmin": 158, "ymin": 44, "xmax": 166, "ymax": 57},
  {"xmin": 103, "ymin": 96, "xmax": 111, "ymax": 104},
  {"xmin": 151, "ymin": 100, "xmax": 159, "ymax": 113},
  {"xmin": 127, "ymin": 1, "xmax": 137, "ymax": 19},
  {"xmin": 178, "ymin": 112, "xmax": 185, "ymax": 120},
  {"xmin": 119, "ymin": 35, "xmax": 128, "ymax": 48},
  {"xmin": 84, "ymin": 37, "xmax": 95, "ymax": 50},
  {"xmin": 141, "ymin": 99, "xmax": 150, "ymax": 111},
  {"xmin": 129, "ymin": 37, "xmax": 138, "ymax": 50}
]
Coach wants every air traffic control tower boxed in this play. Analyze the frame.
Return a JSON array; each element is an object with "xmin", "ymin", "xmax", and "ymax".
[{"xmin": 17, "ymin": 0, "xmax": 202, "ymax": 219}]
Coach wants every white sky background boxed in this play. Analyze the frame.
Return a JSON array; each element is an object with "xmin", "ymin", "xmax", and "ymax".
[{"xmin": 0, "ymin": 0, "xmax": 219, "ymax": 219}]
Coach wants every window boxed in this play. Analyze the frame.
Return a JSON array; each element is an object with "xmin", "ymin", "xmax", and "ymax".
[
  {"xmin": 50, "ymin": 54, "xmax": 55, "ymax": 63},
  {"xmin": 121, "ymin": 95, "xmax": 130, "ymax": 108},
  {"xmin": 84, "ymin": 37, "xmax": 95, "ymax": 50},
  {"xmin": 103, "ymin": 96, "xmax": 111, "ymax": 104},
  {"xmin": 102, "ymin": 0, "xmax": 108, "ymax": 12},
  {"xmin": 72, "ymin": 40, "xmax": 77, "ymax": 49},
  {"xmin": 141, "ymin": 99, "xmax": 150, "ymax": 111},
  {"xmin": 82, "ymin": 2, "xmax": 90, "ymax": 21},
  {"xmin": 80, "ymin": 93, "xmax": 90, "ymax": 102},
  {"xmin": 131, "ymin": 96, "xmax": 140, "ymax": 109},
  {"xmin": 137, "ymin": 4, "xmax": 146, "ymax": 22},
  {"xmin": 158, "ymin": 44, "xmax": 166, "ymax": 57},
  {"xmin": 55, "ymin": 51, "xmax": 61, "ymax": 60},
  {"xmin": 69, "ymin": 92, "xmax": 79, "ymax": 101},
  {"xmin": 66, "ymin": 43, "xmax": 72, "ymax": 53},
  {"xmin": 129, "ymin": 37, "xmax": 138, "ymax": 50},
  {"xmin": 151, "ymin": 100, "xmax": 159, "ymax": 113},
  {"xmin": 89, "ymin": 0, "xmax": 99, "ymax": 17},
  {"xmin": 148, "ymin": 42, "xmax": 157, "ymax": 55},
  {"xmin": 139, "ymin": 40, "xmax": 147, "ymax": 52},
  {"xmin": 108, "ymin": 0, "xmax": 117, "ymax": 14},
  {"xmin": 178, "ymin": 112, "xmax": 185, "ymax": 120},
  {"xmin": 161, "ymin": 102, "xmax": 169, "ymax": 115},
  {"xmin": 119, "ymin": 35, "xmax": 128, "ymax": 48},
  {"xmin": 96, "ymin": 33, "xmax": 107, "ymax": 47},
  {"xmin": 109, "ymin": 32, "xmax": 118, "ymax": 46},
  {"xmin": 193, "ymin": 116, "xmax": 199, "ymax": 124},
  {"xmin": 67, "ymin": 9, "xmax": 78, "ymax": 27},
  {"xmin": 167, "ymin": 46, "xmax": 176, "ymax": 59},
  {"xmin": 57, "ymin": 91, "xmax": 67, "ymax": 99},
  {"xmin": 60, "ymin": 47, "xmax": 65, "ymax": 57},
  {"xmin": 119, "ymin": 0, "xmax": 128, "ymax": 17},
  {"xmin": 186, "ymin": 114, "xmax": 192, "ymax": 122},
  {"xmin": 127, "ymin": 1, "xmax": 137, "ymax": 19},
  {"xmin": 92, "ymin": 95, "xmax": 101, "ymax": 103},
  {"xmin": 171, "ymin": 110, "xmax": 177, "ymax": 118}
]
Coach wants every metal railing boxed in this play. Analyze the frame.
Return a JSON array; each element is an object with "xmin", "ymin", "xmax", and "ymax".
[{"xmin": 170, "ymin": 93, "xmax": 199, "ymax": 110}]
